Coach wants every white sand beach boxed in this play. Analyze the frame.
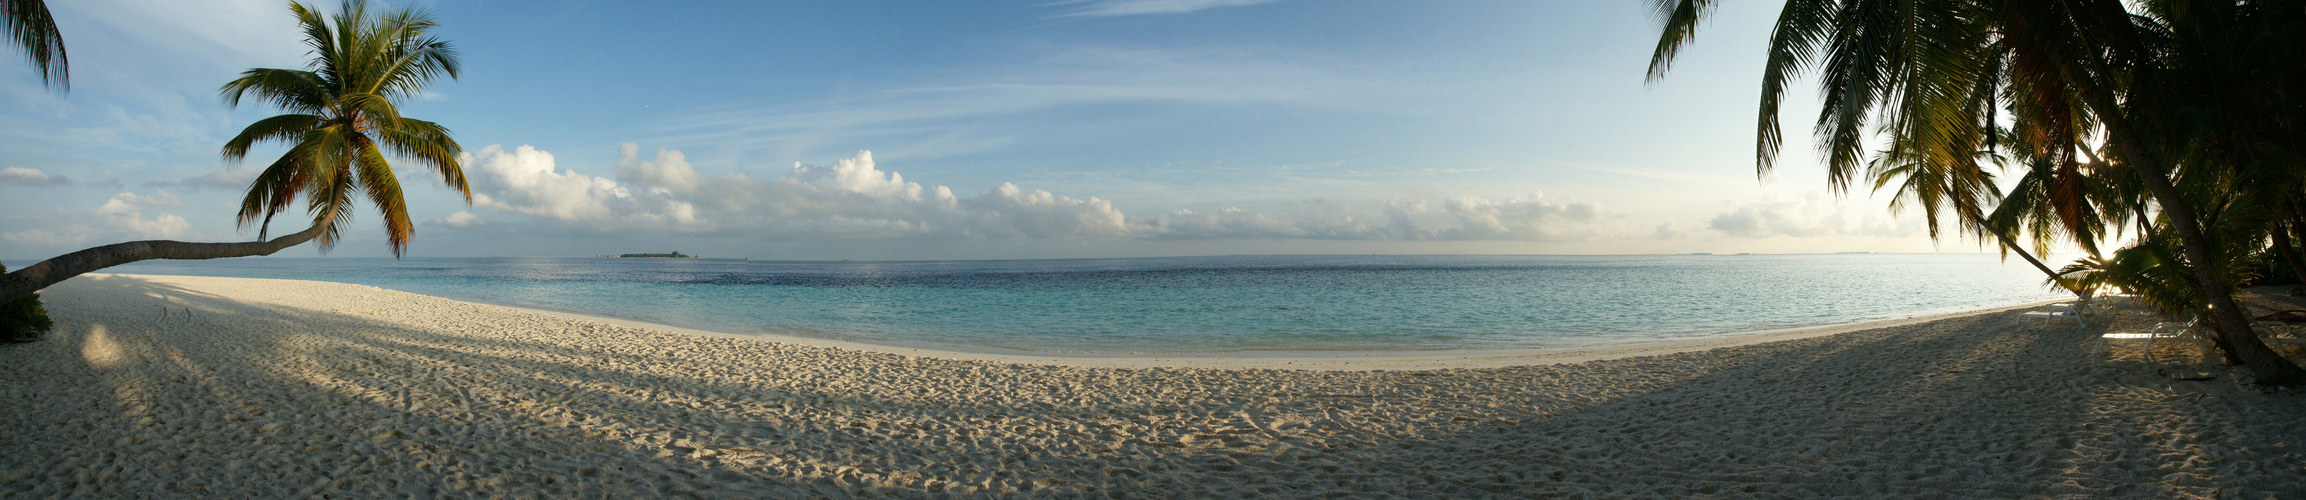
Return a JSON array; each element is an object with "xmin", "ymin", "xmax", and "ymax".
[{"xmin": 5, "ymin": 274, "xmax": 2305, "ymax": 497}]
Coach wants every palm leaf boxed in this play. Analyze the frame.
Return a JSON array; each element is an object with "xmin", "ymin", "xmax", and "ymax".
[{"xmin": 5, "ymin": 0, "xmax": 65, "ymax": 91}]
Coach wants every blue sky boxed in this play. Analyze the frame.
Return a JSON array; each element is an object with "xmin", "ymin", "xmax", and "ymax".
[{"xmin": 0, "ymin": 0, "xmax": 2007, "ymax": 260}]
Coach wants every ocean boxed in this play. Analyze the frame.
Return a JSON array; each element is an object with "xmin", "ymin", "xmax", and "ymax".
[{"xmin": 10, "ymin": 254, "xmax": 2068, "ymax": 353}]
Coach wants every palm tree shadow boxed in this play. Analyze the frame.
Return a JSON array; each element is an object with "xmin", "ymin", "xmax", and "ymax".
[{"xmin": 9, "ymin": 275, "xmax": 2304, "ymax": 497}]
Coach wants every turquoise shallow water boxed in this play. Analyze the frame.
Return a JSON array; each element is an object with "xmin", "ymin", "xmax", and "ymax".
[{"xmin": 12, "ymin": 254, "xmax": 2068, "ymax": 353}]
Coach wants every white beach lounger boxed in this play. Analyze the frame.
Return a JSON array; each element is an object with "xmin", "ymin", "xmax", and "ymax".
[
  {"xmin": 2253, "ymin": 323, "xmax": 2306, "ymax": 355},
  {"xmin": 2017, "ymin": 310, "xmax": 2087, "ymax": 329},
  {"xmin": 2097, "ymin": 319, "xmax": 2196, "ymax": 361},
  {"xmin": 2047, "ymin": 302, "xmax": 2102, "ymax": 325},
  {"xmin": 2246, "ymin": 309, "xmax": 2306, "ymax": 355}
]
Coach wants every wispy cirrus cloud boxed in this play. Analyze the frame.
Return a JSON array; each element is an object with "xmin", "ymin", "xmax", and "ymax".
[
  {"xmin": 1048, "ymin": 0, "xmax": 1285, "ymax": 18},
  {"xmin": 643, "ymin": 46, "xmax": 1418, "ymax": 161}
]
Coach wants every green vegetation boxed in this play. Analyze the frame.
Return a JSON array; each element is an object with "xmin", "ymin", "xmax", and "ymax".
[
  {"xmin": 1, "ymin": 0, "xmax": 66, "ymax": 338},
  {"xmin": 0, "ymin": 263, "xmax": 51, "ymax": 343},
  {"xmin": 1646, "ymin": 0, "xmax": 2306, "ymax": 384},
  {"xmin": 221, "ymin": 0, "xmax": 468, "ymax": 255}
]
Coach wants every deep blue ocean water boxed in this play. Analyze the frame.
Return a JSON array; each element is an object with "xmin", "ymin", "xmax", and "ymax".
[{"xmin": 8, "ymin": 254, "xmax": 2068, "ymax": 353}]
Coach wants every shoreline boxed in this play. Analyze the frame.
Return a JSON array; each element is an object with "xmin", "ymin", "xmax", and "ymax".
[
  {"xmin": 9, "ymin": 272, "xmax": 2301, "ymax": 497},
  {"xmin": 105, "ymin": 272, "xmax": 2056, "ymax": 370},
  {"xmin": 501, "ymin": 298, "xmax": 2060, "ymax": 370}
]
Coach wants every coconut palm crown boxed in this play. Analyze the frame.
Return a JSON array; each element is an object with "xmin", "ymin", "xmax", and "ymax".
[{"xmin": 219, "ymin": 0, "xmax": 469, "ymax": 257}]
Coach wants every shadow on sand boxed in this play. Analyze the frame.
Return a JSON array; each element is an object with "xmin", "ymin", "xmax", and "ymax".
[{"xmin": 1, "ymin": 274, "xmax": 2301, "ymax": 497}]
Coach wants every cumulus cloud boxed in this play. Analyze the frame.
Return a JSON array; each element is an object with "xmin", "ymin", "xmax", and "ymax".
[
  {"xmin": 615, "ymin": 143, "xmax": 702, "ymax": 193},
  {"xmin": 702, "ymin": 151, "xmax": 1126, "ymax": 238},
  {"xmin": 0, "ymin": 167, "xmax": 72, "ymax": 186},
  {"xmin": 464, "ymin": 145, "xmax": 619, "ymax": 221},
  {"xmin": 428, "ymin": 211, "xmax": 486, "ymax": 228},
  {"xmin": 1705, "ymin": 194, "xmax": 1918, "ymax": 239},
  {"xmin": 1141, "ymin": 201, "xmax": 1387, "ymax": 240},
  {"xmin": 1433, "ymin": 193, "xmax": 1612, "ymax": 241},
  {"xmin": 459, "ymin": 145, "xmax": 705, "ymax": 228},
  {"xmin": 455, "ymin": 143, "xmax": 1645, "ymax": 243},
  {"xmin": 1, "ymin": 191, "xmax": 190, "ymax": 246},
  {"xmin": 1653, "ymin": 221, "xmax": 1692, "ymax": 240},
  {"xmin": 959, "ymin": 183, "xmax": 1130, "ymax": 238}
]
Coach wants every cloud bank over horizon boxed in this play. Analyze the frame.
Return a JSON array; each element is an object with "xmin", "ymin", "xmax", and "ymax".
[
  {"xmin": 0, "ymin": 142, "xmax": 1941, "ymax": 260},
  {"xmin": 437, "ymin": 143, "xmax": 1921, "ymax": 249}
]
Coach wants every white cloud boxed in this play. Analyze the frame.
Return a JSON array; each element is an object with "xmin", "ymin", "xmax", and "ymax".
[
  {"xmin": 960, "ymin": 183, "xmax": 1130, "ymax": 238},
  {"xmin": 1429, "ymin": 193, "xmax": 1614, "ymax": 241},
  {"xmin": 462, "ymin": 145, "xmax": 631, "ymax": 222},
  {"xmin": 1653, "ymin": 221, "xmax": 1692, "ymax": 240},
  {"xmin": 1141, "ymin": 206, "xmax": 1302, "ymax": 239},
  {"xmin": 1141, "ymin": 200, "xmax": 1391, "ymax": 240},
  {"xmin": 428, "ymin": 211, "xmax": 487, "ymax": 228},
  {"xmin": 1705, "ymin": 194, "xmax": 1919, "ymax": 239},
  {"xmin": 615, "ymin": 143, "xmax": 702, "ymax": 193},
  {"xmin": 1, "ymin": 191, "xmax": 189, "ymax": 246},
  {"xmin": 687, "ymin": 151, "xmax": 1122, "ymax": 239},
  {"xmin": 0, "ymin": 167, "xmax": 70, "ymax": 186},
  {"xmin": 1051, "ymin": 0, "xmax": 1285, "ymax": 17},
  {"xmin": 456, "ymin": 144, "xmax": 1649, "ymax": 244}
]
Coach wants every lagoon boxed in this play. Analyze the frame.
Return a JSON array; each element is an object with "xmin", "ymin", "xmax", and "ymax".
[{"xmin": 29, "ymin": 253, "xmax": 2069, "ymax": 353}]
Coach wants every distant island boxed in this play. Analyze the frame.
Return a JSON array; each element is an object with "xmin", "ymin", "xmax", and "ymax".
[{"xmin": 602, "ymin": 251, "xmax": 696, "ymax": 258}]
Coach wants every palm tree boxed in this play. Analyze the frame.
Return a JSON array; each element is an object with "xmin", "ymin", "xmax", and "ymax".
[
  {"xmin": 1862, "ymin": 133, "xmax": 2071, "ymax": 293},
  {"xmin": 1644, "ymin": 0, "xmax": 2306, "ymax": 384},
  {"xmin": 221, "ymin": 0, "xmax": 467, "ymax": 255},
  {"xmin": 4, "ymin": 0, "xmax": 65, "ymax": 91},
  {"xmin": 0, "ymin": 0, "xmax": 468, "ymax": 304},
  {"xmin": 0, "ymin": 0, "xmax": 66, "ymax": 337}
]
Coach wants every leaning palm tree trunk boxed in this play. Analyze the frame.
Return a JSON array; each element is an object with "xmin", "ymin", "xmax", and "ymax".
[
  {"xmin": 1962, "ymin": 206, "xmax": 2075, "ymax": 296},
  {"xmin": 2270, "ymin": 222, "xmax": 2306, "ymax": 287},
  {"xmin": 0, "ymin": 222, "xmax": 327, "ymax": 304},
  {"xmin": 2098, "ymin": 108, "xmax": 2304, "ymax": 383}
]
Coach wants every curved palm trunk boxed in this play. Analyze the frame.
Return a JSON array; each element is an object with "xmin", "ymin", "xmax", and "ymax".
[
  {"xmin": 2271, "ymin": 221, "xmax": 2306, "ymax": 287},
  {"xmin": 2095, "ymin": 108, "xmax": 2306, "ymax": 384},
  {"xmin": 2133, "ymin": 204, "xmax": 2153, "ymax": 240},
  {"xmin": 2285, "ymin": 195, "xmax": 2306, "ymax": 253},
  {"xmin": 0, "ymin": 223, "xmax": 326, "ymax": 304},
  {"xmin": 1962, "ymin": 206, "xmax": 2075, "ymax": 296}
]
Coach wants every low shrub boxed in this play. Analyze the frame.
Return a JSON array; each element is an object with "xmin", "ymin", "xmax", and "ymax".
[{"xmin": 0, "ymin": 263, "xmax": 52, "ymax": 342}]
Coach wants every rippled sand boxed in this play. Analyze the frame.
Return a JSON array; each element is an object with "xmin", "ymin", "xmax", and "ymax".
[{"xmin": 3, "ymin": 274, "xmax": 2303, "ymax": 497}]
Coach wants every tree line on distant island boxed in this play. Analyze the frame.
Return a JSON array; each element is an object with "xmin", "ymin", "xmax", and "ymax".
[{"xmin": 1, "ymin": 0, "xmax": 2303, "ymax": 385}]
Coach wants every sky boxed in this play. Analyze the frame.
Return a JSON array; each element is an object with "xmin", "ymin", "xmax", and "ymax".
[{"xmin": 0, "ymin": 0, "xmax": 2032, "ymax": 261}]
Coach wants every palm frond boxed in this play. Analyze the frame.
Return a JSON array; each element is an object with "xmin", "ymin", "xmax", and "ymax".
[
  {"xmin": 5, "ymin": 0, "xmax": 66, "ymax": 91},
  {"xmin": 220, "ymin": 114, "xmax": 323, "ymax": 163},
  {"xmin": 219, "ymin": 68, "xmax": 329, "ymax": 113},
  {"xmin": 1643, "ymin": 0, "xmax": 1716, "ymax": 83},
  {"xmin": 371, "ymin": 117, "xmax": 468, "ymax": 200},
  {"xmin": 1754, "ymin": 0, "xmax": 1837, "ymax": 174},
  {"xmin": 223, "ymin": 0, "xmax": 463, "ymax": 256},
  {"xmin": 350, "ymin": 136, "xmax": 412, "ymax": 257}
]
